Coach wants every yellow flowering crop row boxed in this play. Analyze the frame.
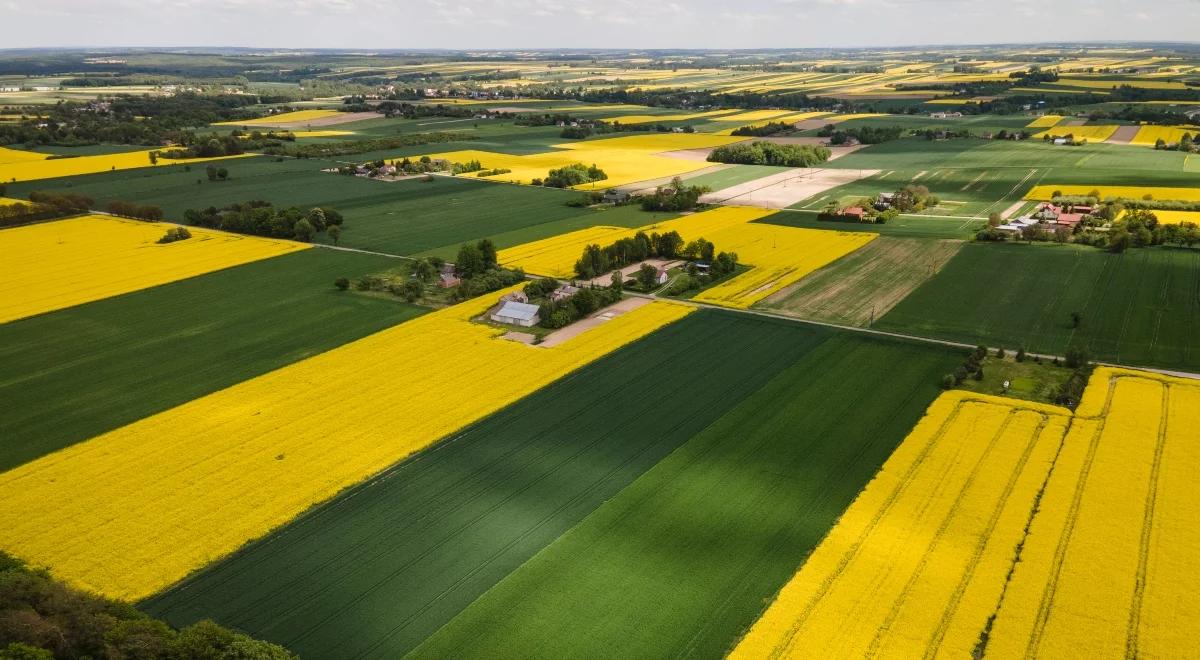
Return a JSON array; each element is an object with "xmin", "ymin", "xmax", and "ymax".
[
  {"xmin": 1053, "ymin": 78, "xmax": 1189, "ymax": 90},
  {"xmin": 421, "ymin": 133, "xmax": 746, "ymax": 189},
  {"xmin": 0, "ymin": 291, "xmax": 692, "ymax": 600},
  {"xmin": 500, "ymin": 205, "xmax": 874, "ymax": 308},
  {"xmin": 0, "ymin": 215, "xmax": 307, "ymax": 325},
  {"xmin": 986, "ymin": 368, "xmax": 1200, "ymax": 659},
  {"xmin": 1025, "ymin": 184, "xmax": 1200, "ymax": 202},
  {"xmin": 214, "ymin": 109, "xmax": 343, "ymax": 126},
  {"xmin": 1129, "ymin": 125, "xmax": 1199, "ymax": 146},
  {"xmin": 0, "ymin": 145, "xmax": 50, "ymax": 165},
  {"xmin": 731, "ymin": 391, "xmax": 1072, "ymax": 659},
  {"xmin": 820, "ymin": 113, "xmax": 889, "ymax": 124},
  {"xmin": 1031, "ymin": 125, "xmax": 1120, "ymax": 142},
  {"xmin": 0, "ymin": 148, "xmax": 251, "ymax": 183},
  {"xmin": 713, "ymin": 112, "xmax": 832, "ymax": 136},
  {"xmin": 292, "ymin": 129, "xmax": 356, "ymax": 138},
  {"xmin": 1134, "ymin": 209, "xmax": 1200, "ymax": 225},
  {"xmin": 691, "ymin": 223, "xmax": 875, "ymax": 308},
  {"xmin": 598, "ymin": 109, "xmax": 740, "ymax": 124},
  {"xmin": 1026, "ymin": 115, "xmax": 1065, "ymax": 128},
  {"xmin": 707, "ymin": 109, "xmax": 799, "ymax": 123}
]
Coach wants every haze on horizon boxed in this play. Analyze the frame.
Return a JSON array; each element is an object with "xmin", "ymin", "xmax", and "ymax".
[{"xmin": 3, "ymin": 0, "xmax": 1199, "ymax": 51}]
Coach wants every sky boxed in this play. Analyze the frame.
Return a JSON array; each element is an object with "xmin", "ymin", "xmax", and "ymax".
[{"xmin": 2, "ymin": 0, "xmax": 1198, "ymax": 50}]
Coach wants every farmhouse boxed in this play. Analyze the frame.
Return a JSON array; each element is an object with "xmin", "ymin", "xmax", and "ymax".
[
  {"xmin": 550, "ymin": 284, "xmax": 580, "ymax": 302},
  {"xmin": 1033, "ymin": 202, "xmax": 1085, "ymax": 229},
  {"xmin": 490, "ymin": 300, "xmax": 541, "ymax": 327},
  {"xmin": 438, "ymin": 264, "xmax": 460, "ymax": 288},
  {"xmin": 841, "ymin": 206, "xmax": 867, "ymax": 221},
  {"xmin": 929, "ymin": 111, "xmax": 963, "ymax": 119},
  {"xmin": 655, "ymin": 268, "xmax": 670, "ymax": 285}
]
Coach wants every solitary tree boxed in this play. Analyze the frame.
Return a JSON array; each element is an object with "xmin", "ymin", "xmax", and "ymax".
[
  {"xmin": 1069, "ymin": 311, "xmax": 1082, "ymax": 329},
  {"xmin": 327, "ymin": 224, "xmax": 342, "ymax": 246},
  {"xmin": 412, "ymin": 257, "xmax": 436, "ymax": 282},
  {"xmin": 610, "ymin": 270, "xmax": 623, "ymax": 293},
  {"xmin": 637, "ymin": 263, "xmax": 658, "ymax": 290},
  {"xmin": 478, "ymin": 239, "xmax": 498, "ymax": 270},
  {"xmin": 455, "ymin": 243, "xmax": 485, "ymax": 278},
  {"xmin": 334, "ymin": 277, "xmax": 350, "ymax": 291}
]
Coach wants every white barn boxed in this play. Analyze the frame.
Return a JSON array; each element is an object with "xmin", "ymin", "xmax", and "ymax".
[{"xmin": 491, "ymin": 301, "xmax": 541, "ymax": 327}]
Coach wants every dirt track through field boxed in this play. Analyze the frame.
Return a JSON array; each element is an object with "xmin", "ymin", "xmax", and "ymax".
[{"xmin": 539, "ymin": 297, "xmax": 651, "ymax": 347}]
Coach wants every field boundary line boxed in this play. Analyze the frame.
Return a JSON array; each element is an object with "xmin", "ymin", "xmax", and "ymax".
[
  {"xmin": 866, "ymin": 409, "xmax": 1021, "ymax": 656},
  {"xmin": 1025, "ymin": 376, "xmax": 1118, "ymax": 657},
  {"xmin": 765, "ymin": 400, "xmax": 970, "ymax": 657},
  {"xmin": 1125, "ymin": 383, "xmax": 1171, "ymax": 658},
  {"xmin": 922, "ymin": 412, "xmax": 1054, "ymax": 656},
  {"xmin": 597, "ymin": 289, "xmax": 1200, "ymax": 380}
]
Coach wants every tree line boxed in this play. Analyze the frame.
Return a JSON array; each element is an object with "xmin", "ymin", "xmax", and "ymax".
[
  {"xmin": 183, "ymin": 201, "xmax": 344, "ymax": 242},
  {"xmin": 0, "ymin": 550, "xmax": 295, "ymax": 659},
  {"xmin": 707, "ymin": 142, "xmax": 830, "ymax": 167}
]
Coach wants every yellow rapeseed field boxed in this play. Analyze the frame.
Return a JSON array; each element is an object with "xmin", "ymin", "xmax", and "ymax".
[
  {"xmin": 985, "ymin": 368, "xmax": 1200, "ymax": 659},
  {"xmin": 290, "ymin": 129, "xmax": 355, "ymax": 138},
  {"xmin": 713, "ymin": 112, "xmax": 832, "ymax": 136},
  {"xmin": 731, "ymin": 391, "xmax": 1072, "ymax": 659},
  {"xmin": 1031, "ymin": 125, "xmax": 1120, "ymax": 142},
  {"xmin": 1053, "ymin": 78, "xmax": 1188, "ymax": 90},
  {"xmin": 0, "ymin": 145, "xmax": 50, "ymax": 165},
  {"xmin": 1026, "ymin": 115, "xmax": 1065, "ymax": 128},
  {"xmin": 821, "ymin": 113, "xmax": 889, "ymax": 124},
  {"xmin": 0, "ymin": 148, "xmax": 251, "ymax": 183},
  {"xmin": 1025, "ymin": 184, "xmax": 1200, "ymax": 202},
  {"xmin": 1135, "ymin": 209, "xmax": 1200, "ymax": 225},
  {"xmin": 1129, "ymin": 125, "xmax": 1200, "ymax": 146},
  {"xmin": 499, "ymin": 205, "xmax": 875, "ymax": 309},
  {"xmin": 421, "ymin": 133, "xmax": 746, "ymax": 189},
  {"xmin": 0, "ymin": 215, "xmax": 307, "ymax": 325},
  {"xmin": 214, "ymin": 109, "xmax": 343, "ymax": 125},
  {"xmin": 0, "ymin": 292, "xmax": 692, "ymax": 600},
  {"xmin": 599, "ymin": 109, "xmax": 739, "ymax": 124},
  {"xmin": 707, "ymin": 109, "xmax": 798, "ymax": 123},
  {"xmin": 0, "ymin": 196, "xmax": 28, "ymax": 206}
]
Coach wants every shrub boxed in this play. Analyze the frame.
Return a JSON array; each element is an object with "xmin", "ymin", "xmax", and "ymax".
[{"xmin": 156, "ymin": 227, "xmax": 192, "ymax": 244}]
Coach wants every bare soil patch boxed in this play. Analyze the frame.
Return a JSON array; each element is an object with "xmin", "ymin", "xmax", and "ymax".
[
  {"xmin": 658, "ymin": 148, "xmax": 720, "ymax": 162},
  {"xmin": 1109, "ymin": 125, "xmax": 1141, "ymax": 144},
  {"xmin": 700, "ymin": 167, "xmax": 879, "ymax": 210}
]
